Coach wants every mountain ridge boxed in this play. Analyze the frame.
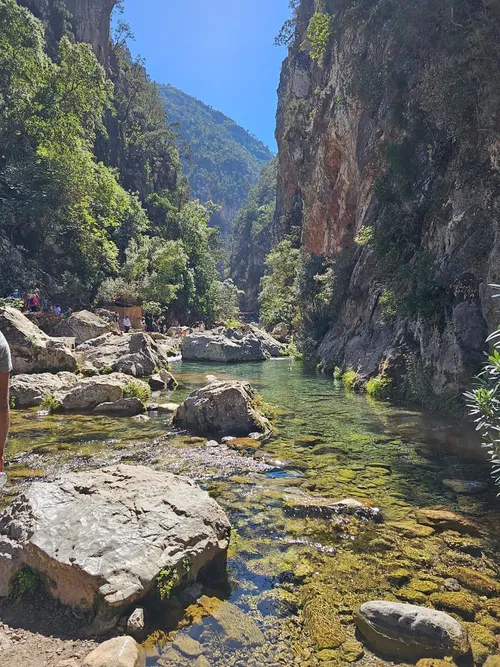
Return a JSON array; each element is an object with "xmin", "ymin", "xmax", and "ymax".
[{"xmin": 159, "ymin": 83, "xmax": 274, "ymax": 237}]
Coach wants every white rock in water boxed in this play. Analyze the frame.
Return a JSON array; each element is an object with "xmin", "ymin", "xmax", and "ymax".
[{"xmin": 354, "ymin": 601, "xmax": 470, "ymax": 660}]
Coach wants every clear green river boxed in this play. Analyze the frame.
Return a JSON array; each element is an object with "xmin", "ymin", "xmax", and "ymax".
[{"xmin": 7, "ymin": 359, "xmax": 500, "ymax": 666}]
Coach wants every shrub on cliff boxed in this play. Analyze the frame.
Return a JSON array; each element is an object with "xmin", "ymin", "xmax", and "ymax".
[{"xmin": 466, "ymin": 295, "xmax": 500, "ymax": 491}]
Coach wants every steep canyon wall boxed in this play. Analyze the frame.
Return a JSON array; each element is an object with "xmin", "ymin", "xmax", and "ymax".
[{"xmin": 275, "ymin": 0, "xmax": 500, "ymax": 407}]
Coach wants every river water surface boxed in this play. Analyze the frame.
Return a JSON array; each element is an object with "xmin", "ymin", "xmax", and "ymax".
[{"xmin": 7, "ymin": 359, "xmax": 500, "ymax": 666}]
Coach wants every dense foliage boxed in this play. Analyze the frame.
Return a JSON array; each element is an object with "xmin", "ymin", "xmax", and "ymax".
[
  {"xmin": 466, "ymin": 294, "xmax": 500, "ymax": 491},
  {"xmin": 259, "ymin": 239, "xmax": 300, "ymax": 331},
  {"xmin": 159, "ymin": 84, "xmax": 273, "ymax": 237},
  {"xmin": 0, "ymin": 0, "xmax": 225, "ymax": 322},
  {"xmin": 230, "ymin": 159, "xmax": 277, "ymax": 312}
]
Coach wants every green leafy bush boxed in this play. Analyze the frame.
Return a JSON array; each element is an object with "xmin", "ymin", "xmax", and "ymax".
[
  {"xmin": 333, "ymin": 367, "xmax": 343, "ymax": 380},
  {"xmin": 303, "ymin": 12, "xmax": 333, "ymax": 62},
  {"xmin": 40, "ymin": 394, "xmax": 61, "ymax": 414},
  {"xmin": 366, "ymin": 374, "xmax": 393, "ymax": 399},
  {"xmin": 9, "ymin": 567, "xmax": 41, "ymax": 600},
  {"xmin": 342, "ymin": 369, "xmax": 360, "ymax": 391},
  {"xmin": 123, "ymin": 381, "xmax": 152, "ymax": 405},
  {"xmin": 466, "ymin": 293, "xmax": 500, "ymax": 491}
]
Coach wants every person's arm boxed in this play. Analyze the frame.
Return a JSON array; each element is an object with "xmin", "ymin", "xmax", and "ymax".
[{"xmin": 0, "ymin": 372, "xmax": 10, "ymax": 473}]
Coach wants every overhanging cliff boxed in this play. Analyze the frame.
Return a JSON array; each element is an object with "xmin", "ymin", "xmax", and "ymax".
[{"xmin": 275, "ymin": 0, "xmax": 500, "ymax": 408}]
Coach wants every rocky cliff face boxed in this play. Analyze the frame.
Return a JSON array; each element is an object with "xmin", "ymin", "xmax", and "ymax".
[
  {"xmin": 18, "ymin": 0, "xmax": 117, "ymax": 64},
  {"xmin": 275, "ymin": 0, "xmax": 500, "ymax": 408}
]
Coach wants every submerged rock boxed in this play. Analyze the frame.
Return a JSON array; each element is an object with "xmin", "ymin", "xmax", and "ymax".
[
  {"xmin": 0, "ymin": 306, "xmax": 77, "ymax": 374},
  {"xmin": 354, "ymin": 601, "xmax": 471, "ymax": 660},
  {"xmin": 284, "ymin": 495, "xmax": 383, "ymax": 523},
  {"xmin": 93, "ymin": 397, "xmax": 145, "ymax": 417},
  {"xmin": 173, "ymin": 381, "xmax": 271, "ymax": 437},
  {"xmin": 415, "ymin": 508, "xmax": 480, "ymax": 536},
  {"xmin": 0, "ymin": 465, "xmax": 230, "ymax": 630},
  {"xmin": 200, "ymin": 598, "xmax": 265, "ymax": 648},
  {"xmin": 77, "ymin": 332, "xmax": 171, "ymax": 378},
  {"xmin": 181, "ymin": 324, "xmax": 284, "ymax": 362},
  {"xmin": 10, "ymin": 372, "xmax": 78, "ymax": 408},
  {"xmin": 443, "ymin": 479, "xmax": 489, "ymax": 494},
  {"xmin": 429, "ymin": 592, "xmax": 481, "ymax": 621},
  {"xmin": 83, "ymin": 636, "xmax": 145, "ymax": 667},
  {"xmin": 54, "ymin": 310, "xmax": 110, "ymax": 346}
]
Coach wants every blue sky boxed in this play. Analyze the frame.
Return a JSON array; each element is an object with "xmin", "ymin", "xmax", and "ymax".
[{"xmin": 117, "ymin": 0, "xmax": 290, "ymax": 151}]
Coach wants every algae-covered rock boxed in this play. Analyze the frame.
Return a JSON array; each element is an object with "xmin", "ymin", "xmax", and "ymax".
[
  {"xmin": 463, "ymin": 621, "xmax": 497, "ymax": 664},
  {"xmin": 387, "ymin": 569, "xmax": 411, "ymax": 586},
  {"xmin": 442, "ymin": 479, "xmax": 489, "ymax": 494},
  {"xmin": 396, "ymin": 587, "xmax": 427, "ymax": 605},
  {"xmin": 485, "ymin": 657, "xmax": 500, "ymax": 667},
  {"xmin": 416, "ymin": 661, "xmax": 452, "ymax": 667},
  {"xmin": 354, "ymin": 601, "xmax": 471, "ymax": 660},
  {"xmin": 416, "ymin": 509, "xmax": 480, "ymax": 536},
  {"xmin": 303, "ymin": 594, "xmax": 346, "ymax": 650},
  {"xmin": 340, "ymin": 641, "xmax": 364, "ymax": 662},
  {"xmin": 203, "ymin": 599, "xmax": 264, "ymax": 648},
  {"xmin": 295, "ymin": 435, "xmax": 323, "ymax": 446},
  {"xmin": 388, "ymin": 521, "xmax": 435, "ymax": 538},
  {"xmin": 442, "ymin": 532, "xmax": 483, "ymax": 557},
  {"xmin": 445, "ymin": 567, "xmax": 500, "ymax": 597},
  {"xmin": 429, "ymin": 592, "xmax": 481, "ymax": 620},
  {"xmin": 409, "ymin": 580, "xmax": 440, "ymax": 595}
]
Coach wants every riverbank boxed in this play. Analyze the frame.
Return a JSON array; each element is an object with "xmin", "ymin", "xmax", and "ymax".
[{"xmin": 3, "ymin": 359, "xmax": 500, "ymax": 666}]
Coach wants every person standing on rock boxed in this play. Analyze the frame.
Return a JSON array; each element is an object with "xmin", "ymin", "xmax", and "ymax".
[
  {"xmin": 123, "ymin": 314, "xmax": 131, "ymax": 333},
  {"xmin": 0, "ymin": 331, "xmax": 12, "ymax": 488}
]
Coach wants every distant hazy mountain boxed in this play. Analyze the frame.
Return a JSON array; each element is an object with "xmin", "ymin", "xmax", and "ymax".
[{"xmin": 159, "ymin": 84, "xmax": 274, "ymax": 237}]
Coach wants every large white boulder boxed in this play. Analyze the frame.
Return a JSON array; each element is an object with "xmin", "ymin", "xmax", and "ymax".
[
  {"xmin": 181, "ymin": 324, "xmax": 284, "ymax": 362},
  {"xmin": 9, "ymin": 372, "xmax": 79, "ymax": 408},
  {"xmin": 0, "ymin": 465, "xmax": 231, "ymax": 632},
  {"xmin": 58, "ymin": 373, "xmax": 148, "ymax": 411},
  {"xmin": 354, "ymin": 601, "xmax": 471, "ymax": 660},
  {"xmin": 78, "ymin": 332, "xmax": 172, "ymax": 378},
  {"xmin": 173, "ymin": 381, "xmax": 272, "ymax": 437},
  {"xmin": 0, "ymin": 307, "xmax": 77, "ymax": 374},
  {"xmin": 54, "ymin": 310, "xmax": 110, "ymax": 346}
]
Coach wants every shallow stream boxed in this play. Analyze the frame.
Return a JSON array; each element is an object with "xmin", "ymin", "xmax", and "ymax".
[{"xmin": 7, "ymin": 359, "xmax": 500, "ymax": 666}]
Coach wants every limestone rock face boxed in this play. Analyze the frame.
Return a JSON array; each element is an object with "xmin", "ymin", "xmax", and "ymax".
[
  {"xmin": 83, "ymin": 637, "xmax": 145, "ymax": 667},
  {"xmin": 77, "ymin": 332, "xmax": 171, "ymax": 378},
  {"xmin": 58, "ymin": 373, "xmax": 145, "ymax": 411},
  {"xmin": 274, "ymin": 0, "xmax": 498, "ymax": 404},
  {"xmin": 10, "ymin": 372, "xmax": 79, "ymax": 408},
  {"xmin": 354, "ymin": 601, "xmax": 470, "ymax": 660},
  {"xmin": 18, "ymin": 0, "xmax": 118, "ymax": 65},
  {"xmin": 173, "ymin": 381, "xmax": 272, "ymax": 437},
  {"xmin": 55, "ymin": 310, "xmax": 110, "ymax": 346},
  {"xmin": 181, "ymin": 325, "xmax": 284, "ymax": 362},
  {"xmin": 0, "ymin": 465, "xmax": 231, "ymax": 629},
  {"xmin": 0, "ymin": 307, "xmax": 77, "ymax": 375}
]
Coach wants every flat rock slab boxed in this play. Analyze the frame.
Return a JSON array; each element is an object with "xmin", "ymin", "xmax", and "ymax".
[
  {"xmin": 94, "ymin": 397, "xmax": 145, "ymax": 417},
  {"xmin": 0, "ymin": 465, "xmax": 230, "ymax": 628},
  {"xmin": 83, "ymin": 637, "xmax": 145, "ymax": 667},
  {"xmin": 354, "ymin": 601, "xmax": 471, "ymax": 660}
]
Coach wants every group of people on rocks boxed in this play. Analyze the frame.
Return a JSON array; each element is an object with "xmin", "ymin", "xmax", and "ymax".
[{"xmin": 8, "ymin": 289, "xmax": 62, "ymax": 316}]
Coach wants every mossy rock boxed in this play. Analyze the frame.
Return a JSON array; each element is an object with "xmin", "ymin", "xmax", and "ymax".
[
  {"xmin": 486, "ymin": 598, "xmax": 500, "ymax": 619},
  {"xmin": 340, "ymin": 641, "xmax": 364, "ymax": 662},
  {"xmin": 463, "ymin": 622, "xmax": 497, "ymax": 652},
  {"xmin": 484, "ymin": 657, "xmax": 500, "ymax": 667},
  {"xmin": 388, "ymin": 521, "xmax": 435, "ymax": 538},
  {"xmin": 367, "ymin": 537, "xmax": 393, "ymax": 553},
  {"xmin": 387, "ymin": 568, "xmax": 411, "ymax": 586},
  {"xmin": 429, "ymin": 592, "xmax": 481, "ymax": 620},
  {"xmin": 445, "ymin": 567, "xmax": 500, "ymax": 597},
  {"xmin": 442, "ymin": 532, "xmax": 483, "ymax": 557},
  {"xmin": 409, "ymin": 579, "xmax": 440, "ymax": 595},
  {"xmin": 303, "ymin": 595, "xmax": 346, "ymax": 650},
  {"xmin": 295, "ymin": 435, "xmax": 323, "ymax": 446},
  {"xmin": 227, "ymin": 437, "xmax": 262, "ymax": 451},
  {"xmin": 365, "ymin": 466, "xmax": 391, "ymax": 476},
  {"xmin": 416, "ymin": 661, "xmax": 454, "ymax": 667},
  {"xmin": 396, "ymin": 587, "xmax": 428, "ymax": 604},
  {"xmin": 416, "ymin": 509, "xmax": 480, "ymax": 536},
  {"xmin": 338, "ymin": 469, "xmax": 358, "ymax": 480},
  {"xmin": 475, "ymin": 610, "xmax": 500, "ymax": 634}
]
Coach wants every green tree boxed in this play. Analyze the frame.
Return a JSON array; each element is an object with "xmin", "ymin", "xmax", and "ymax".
[{"xmin": 259, "ymin": 239, "xmax": 300, "ymax": 330}]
